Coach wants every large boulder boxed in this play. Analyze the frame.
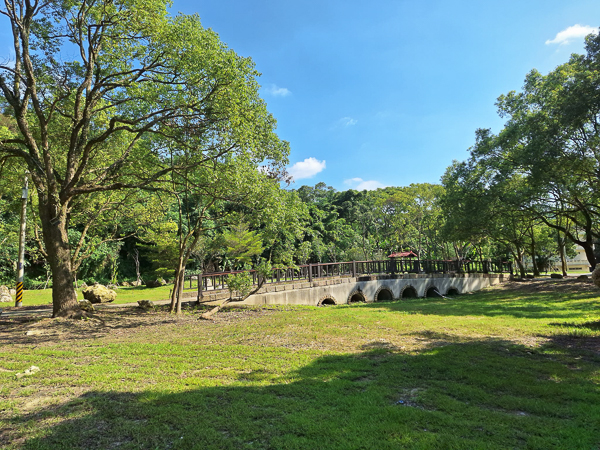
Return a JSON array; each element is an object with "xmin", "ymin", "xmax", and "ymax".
[
  {"xmin": 592, "ymin": 265, "xmax": 600, "ymax": 289},
  {"xmin": 145, "ymin": 278, "xmax": 166, "ymax": 288},
  {"xmin": 138, "ymin": 300, "xmax": 155, "ymax": 310},
  {"xmin": 82, "ymin": 284, "xmax": 116, "ymax": 304},
  {"xmin": 0, "ymin": 285, "xmax": 12, "ymax": 303}
]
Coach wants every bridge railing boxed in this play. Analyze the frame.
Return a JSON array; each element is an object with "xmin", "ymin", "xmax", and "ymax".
[{"xmin": 181, "ymin": 258, "xmax": 512, "ymax": 296}]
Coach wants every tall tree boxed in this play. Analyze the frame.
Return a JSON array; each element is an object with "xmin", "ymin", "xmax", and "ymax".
[
  {"xmin": 0, "ymin": 0, "xmax": 288, "ymax": 316},
  {"xmin": 441, "ymin": 31, "xmax": 600, "ymax": 272},
  {"xmin": 490, "ymin": 32, "xmax": 600, "ymax": 267},
  {"xmin": 441, "ymin": 158, "xmax": 534, "ymax": 277}
]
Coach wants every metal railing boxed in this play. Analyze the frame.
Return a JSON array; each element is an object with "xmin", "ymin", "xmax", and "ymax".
[{"xmin": 182, "ymin": 258, "xmax": 512, "ymax": 297}]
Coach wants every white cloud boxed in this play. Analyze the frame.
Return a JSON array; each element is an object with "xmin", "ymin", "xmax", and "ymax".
[
  {"xmin": 345, "ymin": 177, "xmax": 363, "ymax": 184},
  {"xmin": 545, "ymin": 24, "xmax": 599, "ymax": 46},
  {"xmin": 337, "ymin": 117, "xmax": 357, "ymax": 127},
  {"xmin": 288, "ymin": 157, "xmax": 326, "ymax": 180},
  {"xmin": 264, "ymin": 84, "xmax": 291, "ymax": 97},
  {"xmin": 344, "ymin": 177, "xmax": 386, "ymax": 191}
]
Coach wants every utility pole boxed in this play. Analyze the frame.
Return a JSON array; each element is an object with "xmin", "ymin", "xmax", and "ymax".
[{"xmin": 15, "ymin": 176, "xmax": 28, "ymax": 307}]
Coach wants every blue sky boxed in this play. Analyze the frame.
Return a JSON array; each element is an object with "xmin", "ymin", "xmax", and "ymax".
[
  {"xmin": 170, "ymin": 0, "xmax": 599, "ymax": 190},
  {"xmin": 2, "ymin": 1, "xmax": 598, "ymax": 191}
]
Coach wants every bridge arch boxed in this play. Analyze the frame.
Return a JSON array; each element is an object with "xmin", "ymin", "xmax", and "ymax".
[
  {"xmin": 446, "ymin": 286, "xmax": 460, "ymax": 296},
  {"xmin": 425, "ymin": 285, "xmax": 441, "ymax": 298},
  {"xmin": 318, "ymin": 295, "xmax": 337, "ymax": 306},
  {"xmin": 374, "ymin": 285, "xmax": 395, "ymax": 301},
  {"xmin": 400, "ymin": 285, "xmax": 418, "ymax": 299},
  {"xmin": 347, "ymin": 289, "xmax": 366, "ymax": 303}
]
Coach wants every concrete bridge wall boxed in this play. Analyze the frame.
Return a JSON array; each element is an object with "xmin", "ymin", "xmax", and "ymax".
[{"xmin": 186, "ymin": 273, "xmax": 509, "ymax": 306}]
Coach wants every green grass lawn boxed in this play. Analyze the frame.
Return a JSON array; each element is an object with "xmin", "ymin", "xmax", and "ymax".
[
  {"xmin": 565, "ymin": 269, "xmax": 593, "ymax": 274},
  {"xmin": 1, "ymin": 280, "xmax": 600, "ymax": 449},
  {"xmin": 17, "ymin": 284, "xmax": 175, "ymax": 307}
]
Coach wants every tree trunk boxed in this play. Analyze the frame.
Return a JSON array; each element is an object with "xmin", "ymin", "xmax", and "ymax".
[
  {"xmin": 511, "ymin": 247, "xmax": 526, "ymax": 278},
  {"xmin": 530, "ymin": 243, "xmax": 540, "ymax": 277},
  {"xmin": 515, "ymin": 258, "xmax": 526, "ymax": 278},
  {"xmin": 557, "ymin": 232, "xmax": 568, "ymax": 277},
  {"xmin": 39, "ymin": 204, "xmax": 80, "ymax": 318},
  {"xmin": 453, "ymin": 242, "xmax": 461, "ymax": 260},
  {"xmin": 528, "ymin": 225, "xmax": 540, "ymax": 277},
  {"xmin": 582, "ymin": 241, "xmax": 597, "ymax": 270},
  {"xmin": 170, "ymin": 229, "xmax": 203, "ymax": 313},
  {"xmin": 541, "ymin": 212, "xmax": 596, "ymax": 268},
  {"xmin": 134, "ymin": 250, "xmax": 141, "ymax": 285},
  {"xmin": 173, "ymin": 266, "xmax": 186, "ymax": 314},
  {"xmin": 170, "ymin": 257, "xmax": 186, "ymax": 313},
  {"xmin": 177, "ymin": 270, "xmax": 185, "ymax": 313}
]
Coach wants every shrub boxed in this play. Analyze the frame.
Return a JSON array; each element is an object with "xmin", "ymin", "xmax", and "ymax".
[{"xmin": 23, "ymin": 277, "xmax": 50, "ymax": 290}]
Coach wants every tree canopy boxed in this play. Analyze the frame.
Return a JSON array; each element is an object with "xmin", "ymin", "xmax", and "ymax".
[
  {"xmin": 441, "ymin": 31, "xmax": 600, "ymax": 273},
  {"xmin": 0, "ymin": 0, "xmax": 288, "ymax": 316}
]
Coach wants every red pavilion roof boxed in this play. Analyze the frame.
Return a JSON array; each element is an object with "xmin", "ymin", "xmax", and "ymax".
[{"xmin": 388, "ymin": 251, "xmax": 418, "ymax": 258}]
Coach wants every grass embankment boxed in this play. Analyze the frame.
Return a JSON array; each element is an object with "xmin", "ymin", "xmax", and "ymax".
[{"xmin": 1, "ymin": 279, "xmax": 600, "ymax": 449}]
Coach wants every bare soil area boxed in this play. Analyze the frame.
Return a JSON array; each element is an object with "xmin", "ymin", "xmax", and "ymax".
[
  {"xmin": 0, "ymin": 305, "xmax": 276, "ymax": 346},
  {"xmin": 489, "ymin": 276, "xmax": 596, "ymax": 295}
]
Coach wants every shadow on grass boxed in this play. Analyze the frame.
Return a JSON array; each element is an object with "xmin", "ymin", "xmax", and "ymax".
[
  {"xmin": 6, "ymin": 339, "xmax": 600, "ymax": 450},
  {"xmin": 544, "ymin": 320, "xmax": 600, "ymax": 354},
  {"xmin": 548, "ymin": 319, "xmax": 600, "ymax": 330},
  {"xmin": 361, "ymin": 287, "xmax": 600, "ymax": 320}
]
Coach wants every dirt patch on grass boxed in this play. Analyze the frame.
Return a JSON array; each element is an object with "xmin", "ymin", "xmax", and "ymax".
[
  {"xmin": 0, "ymin": 306, "xmax": 455, "ymax": 354},
  {"xmin": 0, "ymin": 305, "xmax": 277, "ymax": 346},
  {"xmin": 548, "ymin": 335, "xmax": 600, "ymax": 355},
  {"xmin": 489, "ymin": 277, "xmax": 597, "ymax": 295}
]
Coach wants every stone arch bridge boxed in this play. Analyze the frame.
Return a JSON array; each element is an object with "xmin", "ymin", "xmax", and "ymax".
[{"xmin": 182, "ymin": 259, "xmax": 511, "ymax": 306}]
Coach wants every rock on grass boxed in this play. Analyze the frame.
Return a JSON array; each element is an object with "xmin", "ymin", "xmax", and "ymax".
[{"xmin": 82, "ymin": 284, "xmax": 116, "ymax": 304}]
